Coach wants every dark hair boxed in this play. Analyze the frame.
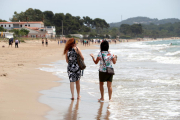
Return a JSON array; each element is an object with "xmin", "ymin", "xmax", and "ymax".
[{"xmin": 100, "ymin": 40, "xmax": 109, "ymax": 51}]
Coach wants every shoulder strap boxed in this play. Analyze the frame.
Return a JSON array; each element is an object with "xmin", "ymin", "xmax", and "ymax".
[
  {"xmin": 76, "ymin": 47, "xmax": 79, "ymax": 54},
  {"xmin": 101, "ymin": 51, "xmax": 106, "ymax": 67}
]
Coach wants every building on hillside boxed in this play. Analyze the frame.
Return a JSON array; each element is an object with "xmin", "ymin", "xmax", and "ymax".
[{"xmin": 0, "ymin": 21, "xmax": 56, "ymax": 38}]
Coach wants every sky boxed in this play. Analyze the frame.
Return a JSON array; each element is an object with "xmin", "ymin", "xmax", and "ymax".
[{"xmin": 0, "ymin": 0, "xmax": 180, "ymax": 23}]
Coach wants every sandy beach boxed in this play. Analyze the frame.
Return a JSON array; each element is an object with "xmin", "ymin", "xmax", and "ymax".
[
  {"xmin": 0, "ymin": 37, "xmax": 179, "ymax": 120},
  {"xmin": 0, "ymin": 39, "xmax": 98, "ymax": 120}
]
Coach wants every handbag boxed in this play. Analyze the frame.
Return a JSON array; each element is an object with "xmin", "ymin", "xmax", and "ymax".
[
  {"xmin": 76, "ymin": 47, "xmax": 86, "ymax": 70},
  {"xmin": 101, "ymin": 52, "xmax": 115, "ymax": 75}
]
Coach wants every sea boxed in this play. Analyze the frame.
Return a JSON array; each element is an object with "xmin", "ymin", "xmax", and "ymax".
[{"xmin": 38, "ymin": 39, "xmax": 180, "ymax": 120}]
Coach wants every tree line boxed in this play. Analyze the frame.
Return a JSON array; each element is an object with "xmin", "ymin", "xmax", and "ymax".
[
  {"xmin": 1, "ymin": 8, "xmax": 180, "ymax": 39},
  {"xmin": 9, "ymin": 8, "xmax": 109, "ymax": 36},
  {"xmin": 0, "ymin": 19, "xmax": 7, "ymax": 22},
  {"xmin": 118, "ymin": 22, "xmax": 180, "ymax": 38},
  {"xmin": 142, "ymin": 22, "xmax": 180, "ymax": 38}
]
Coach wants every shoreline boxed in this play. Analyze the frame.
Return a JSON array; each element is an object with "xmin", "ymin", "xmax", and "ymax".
[
  {"xmin": 0, "ymin": 38, "xmax": 179, "ymax": 120},
  {"xmin": 0, "ymin": 40, "xmax": 97, "ymax": 120},
  {"xmin": 38, "ymin": 49, "xmax": 113, "ymax": 120}
]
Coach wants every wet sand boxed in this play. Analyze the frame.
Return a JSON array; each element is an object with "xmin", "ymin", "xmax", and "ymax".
[{"xmin": 39, "ymin": 78, "xmax": 111, "ymax": 120}]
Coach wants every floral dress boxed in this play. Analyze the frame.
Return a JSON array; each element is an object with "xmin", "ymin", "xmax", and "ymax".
[
  {"xmin": 67, "ymin": 48, "xmax": 81, "ymax": 82},
  {"xmin": 97, "ymin": 51, "xmax": 114, "ymax": 72}
]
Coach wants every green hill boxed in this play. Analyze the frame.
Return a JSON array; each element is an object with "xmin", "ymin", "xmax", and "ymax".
[{"xmin": 110, "ymin": 17, "xmax": 180, "ymax": 27}]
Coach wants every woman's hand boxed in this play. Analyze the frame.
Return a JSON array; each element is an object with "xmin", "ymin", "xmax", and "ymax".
[
  {"xmin": 90, "ymin": 54, "xmax": 94, "ymax": 58},
  {"xmin": 112, "ymin": 54, "xmax": 117, "ymax": 64},
  {"xmin": 115, "ymin": 55, "xmax": 117, "ymax": 59},
  {"xmin": 90, "ymin": 53, "xmax": 100, "ymax": 64}
]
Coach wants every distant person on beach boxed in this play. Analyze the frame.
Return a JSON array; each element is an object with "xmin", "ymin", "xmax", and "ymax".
[
  {"xmin": 42, "ymin": 38, "xmax": 44, "ymax": 46},
  {"xmin": 84, "ymin": 40, "xmax": 87, "ymax": 46},
  {"xmin": 83, "ymin": 39, "xmax": 84, "ymax": 46},
  {"xmin": 45, "ymin": 38, "xmax": 48, "ymax": 47},
  {"xmin": 15, "ymin": 39, "xmax": 19, "ymax": 48},
  {"xmin": 86, "ymin": 40, "xmax": 88, "ymax": 46},
  {"xmin": 63, "ymin": 38, "xmax": 84, "ymax": 100},
  {"xmin": 8, "ymin": 38, "xmax": 13, "ymax": 47},
  {"xmin": 90, "ymin": 40, "xmax": 117, "ymax": 102}
]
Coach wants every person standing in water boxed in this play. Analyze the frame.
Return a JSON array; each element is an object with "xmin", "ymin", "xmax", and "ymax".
[
  {"xmin": 90, "ymin": 40, "xmax": 117, "ymax": 101},
  {"xmin": 63, "ymin": 38, "xmax": 84, "ymax": 100}
]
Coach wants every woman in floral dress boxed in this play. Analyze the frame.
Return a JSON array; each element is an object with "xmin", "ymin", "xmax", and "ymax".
[{"xmin": 90, "ymin": 40, "xmax": 117, "ymax": 101}]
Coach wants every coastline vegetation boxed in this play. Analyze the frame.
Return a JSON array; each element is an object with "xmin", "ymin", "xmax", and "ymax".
[{"xmin": 0, "ymin": 8, "xmax": 180, "ymax": 39}]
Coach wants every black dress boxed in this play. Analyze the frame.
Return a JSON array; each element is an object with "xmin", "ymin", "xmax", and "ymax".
[{"xmin": 67, "ymin": 48, "xmax": 81, "ymax": 82}]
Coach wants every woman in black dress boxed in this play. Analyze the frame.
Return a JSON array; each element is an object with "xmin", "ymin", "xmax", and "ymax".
[{"xmin": 63, "ymin": 38, "xmax": 84, "ymax": 100}]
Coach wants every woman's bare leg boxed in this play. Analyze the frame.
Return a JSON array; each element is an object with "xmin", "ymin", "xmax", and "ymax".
[
  {"xmin": 70, "ymin": 82, "xmax": 74, "ymax": 100},
  {"xmin": 99, "ymin": 82, "xmax": 104, "ymax": 101},
  {"xmin": 107, "ymin": 81, "xmax": 112, "ymax": 100},
  {"xmin": 76, "ymin": 80, "xmax": 80, "ymax": 99}
]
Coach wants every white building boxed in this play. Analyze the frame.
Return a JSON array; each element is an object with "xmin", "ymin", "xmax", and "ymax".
[
  {"xmin": 0, "ymin": 32, "xmax": 13, "ymax": 38},
  {"xmin": 17, "ymin": 27, "xmax": 47, "ymax": 38},
  {"xmin": 0, "ymin": 22, "xmax": 56, "ymax": 38},
  {"xmin": 44, "ymin": 26, "xmax": 56, "ymax": 38},
  {"xmin": 0, "ymin": 21, "xmax": 44, "ymax": 30}
]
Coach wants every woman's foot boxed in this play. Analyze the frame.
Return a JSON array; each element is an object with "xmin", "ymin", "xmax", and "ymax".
[
  {"xmin": 77, "ymin": 96, "xmax": 81, "ymax": 99},
  {"xmin": 98, "ymin": 98, "xmax": 104, "ymax": 102}
]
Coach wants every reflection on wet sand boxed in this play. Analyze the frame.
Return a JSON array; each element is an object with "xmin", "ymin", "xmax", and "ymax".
[
  {"xmin": 96, "ymin": 102, "xmax": 110, "ymax": 120},
  {"xmin": 64, "ymin": 100, "xmax": 80, "ymax": 120}
]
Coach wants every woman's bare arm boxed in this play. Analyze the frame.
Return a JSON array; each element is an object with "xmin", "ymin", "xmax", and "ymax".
[
  {"xmin": 90, "ymin": 54, "xmax": 100, "ymax": 64},
  {"xmin": 75, "ymin": 47, "xmax": 84, "ymax": 61},
  {"xmin": 112, "ymin": 55, "xmax": 117, "ymax": 64},
  {"xmin": 65, "ymin": 52, "xmax": 68, "ymax": 63}
]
